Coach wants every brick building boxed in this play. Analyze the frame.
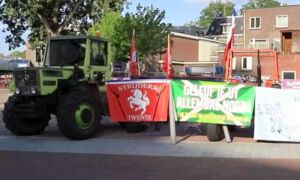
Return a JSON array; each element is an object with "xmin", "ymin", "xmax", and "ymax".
[
  {"xmin": 143, "ymin": 32, "xmax": 224, "ymax": 77},
  {"xmin": 207, "ymin": 5, "xmax": 300, "ymax": 81}
]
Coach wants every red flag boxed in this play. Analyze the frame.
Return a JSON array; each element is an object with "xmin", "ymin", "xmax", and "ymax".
[
  {"xmin": 163, "ymin": 34, "xmax": 171, "ymax": 79},
  {"xmin": 129, "ymin": 29, "xmax": 139, "ymax": 77},
  {"xmin": 223, "ymin": 8, "xmax": 237, "ymax": 62}
]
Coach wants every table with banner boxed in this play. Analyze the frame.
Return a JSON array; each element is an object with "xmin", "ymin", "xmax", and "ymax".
[
  {"xmin": 106, "ymin": 79, "xmax": 170, "ymax": 122},
  {"xmin": 170, "ymin": 79, "xmax": 255, "ymax": 127},
  {"xmin": 105, "ymin": 78, "xmax": 300, "ymax": 143},
  {"xmin": 254, "ymin": 87, "xmax": 300, "ymax": 142}
]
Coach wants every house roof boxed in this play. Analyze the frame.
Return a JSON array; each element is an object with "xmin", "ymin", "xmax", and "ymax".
[
  {"xmin": 170, "ymin": 26, "xmax": 207, "ymax": 37},
  {"xmin": 171, "ymin": 32, "xmax": 225, "ymax": 44},
  {"xmin": 243, "ymin": 4, "xmax": 300, "ymax": 12},
  {"xmin": 205, "ymin": 16, "xmax": 243, "ymax": 36}
]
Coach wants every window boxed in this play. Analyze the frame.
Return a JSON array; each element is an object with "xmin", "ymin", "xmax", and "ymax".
[
  {"xmin": 47, "ymin": 39, "xmax": 86, "ymax": 66},
  {"xmin": 91, "ymin": 40, "xmax": 108, "ymax": 66},
  {"xmin": 250, "ymin": 39, "xmax": 268, "ymax": 48},
  {"xmin": 250, "ymin": 17, "xmax": 261, "ymax": 29},
  {"xmin": 276, "ymin": 15, "xmax": 288, "ymax": 28},
  {"xmin": 222, "ymin": 24, "xmax": 231, "ymax": 34},
  {"xmin": 232, "ymin": 57, "xmax": 236, "ymax": 70},
  {"xmin": 282, "ymin": 71, "xmax": 296, "ymax": 79},
  {"xmin": 241, "ymin": 57, "xmax": 252, "ymax": 70}
]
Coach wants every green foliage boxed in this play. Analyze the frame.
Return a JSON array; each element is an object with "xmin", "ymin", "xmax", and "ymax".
[
  {"xmin": 185, "ymin": 20, "xmax": 201, "ymax": 27},
  {"xmin": 8, "ymin": 81, "xmax": 15, "ymax": 92},
  {"xmin": 0, "ymin": 0, "xmax": 126, "ymax": 50},
  {"xmin": 117, "ymin": 4, "xmax": 171, "ymax": 61},
  {"xmin": 0, "ymin": 53, "xmax": 5, "ymax": 60},
  {"xmin": 199, "ymin": 1, "xmax": 234, "ymax": 28},
  {"xmin": 242, "ymin": 0, "xmax": 281, "ymax": 9},
  {"xmin": 89, "ymin": 11, "xmax": 122, "ymax": 61},
  {"xmin": 90, "ymin": 4, "xmax": 170, "ymax": 62},
  {"xmin": 9, "ymin": 51, "xmax": 26, "ymax": 59}
]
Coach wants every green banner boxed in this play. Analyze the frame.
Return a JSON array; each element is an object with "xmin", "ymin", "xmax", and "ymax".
[{"xmin": 171, "ymin": 80, "xmax": 255, "ymax": 127}]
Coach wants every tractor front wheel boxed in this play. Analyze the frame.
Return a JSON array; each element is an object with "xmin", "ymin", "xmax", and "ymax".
[
  {"xmin": 2, "ymin": 96, "xmax": 50, "ymax": 135},
  {"xmin": 57, "ymin": 86, "xmax": 101, "ymax": 140}
]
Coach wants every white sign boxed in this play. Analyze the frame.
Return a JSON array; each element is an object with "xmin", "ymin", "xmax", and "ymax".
[{"xmin": 254, "ymin": 87, "xmax": 300, "ymax": 142}]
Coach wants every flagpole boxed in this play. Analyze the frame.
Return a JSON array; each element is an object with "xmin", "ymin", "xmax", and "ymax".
[{"xmin": 137, "ymin": 58, "xmax": 141, "ymax": 76}]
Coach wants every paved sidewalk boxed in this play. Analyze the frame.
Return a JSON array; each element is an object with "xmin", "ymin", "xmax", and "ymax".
[
  {"xmin": 0, "ymin": 135, "xmax": 299, "ymax": 159},
  {"xmin": 1, "ymin": 88, "xmax": 300, "ymax": 160}
]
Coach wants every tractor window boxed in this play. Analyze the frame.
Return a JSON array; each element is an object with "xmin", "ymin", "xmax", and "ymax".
[
  {"xmin": 47, "ymin": 39, "xmax": 86, "ymax": 66},
  {"xmin": 91, "ymin": 40, "xmax": 107, "ymax": 66}
]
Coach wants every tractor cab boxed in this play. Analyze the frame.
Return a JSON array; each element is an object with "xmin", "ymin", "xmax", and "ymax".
[
  {"xmin": 14, "ymin": 35, "xmax": 111, "ymax": 96},
  {"xmin": 44, "ymin": 35, "xmax": 111, "ymax": 81}
]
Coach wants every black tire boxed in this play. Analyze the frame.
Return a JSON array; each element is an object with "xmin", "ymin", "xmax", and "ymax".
[
  {"xmin": 2, "ymin": 95, "xmax": 50, "ymax": 135},
  {"xmin": 57, "ymin": 85, "xmax": 101, "ymax": 140},
  {"xmin": 118, "ymin": 122, "xmax": 126, "ymax": 129},
  {"xmin": 206, "ymin": 124, "xmax": 223, "ymax": 141}
]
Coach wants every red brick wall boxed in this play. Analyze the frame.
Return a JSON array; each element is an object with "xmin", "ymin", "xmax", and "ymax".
[
  {"xmin": 231, "ymin": 54, "xmax": 300, "ymax": 80},
  {"xmin": 278, "ymin": 54, "xmax": 300, "ymax": 79},
  {"xmin": 244, "ymin": 6, "xmax": 300, "ymax": 45},
  {"xmin": 171, "ymin": 36, "xmax": 198, "ymax": 62},
  {"xmin": 220, "ymin": 51, "xmax": 300, "ymax": 80}
]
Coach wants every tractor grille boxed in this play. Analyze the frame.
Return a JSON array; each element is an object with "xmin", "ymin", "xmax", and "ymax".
[{"xmin": 14, "ymin": 70, "xmax": 38, "ymax": 87}]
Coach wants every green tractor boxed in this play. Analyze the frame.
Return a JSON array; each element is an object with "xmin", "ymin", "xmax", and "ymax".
[{"xmin": 2, "ymin": 35, "xmax": 112, "ymax": 140}]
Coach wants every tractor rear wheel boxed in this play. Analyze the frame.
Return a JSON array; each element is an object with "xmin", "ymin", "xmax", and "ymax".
[
  {"xmin": 206, "ymin": 124, "xmax": 224, "ymax": 141},
  {"xmin": 57, "ymin": 85, "xmax": 101, "ymax": 140},
  {"xmin": 2, "ymin": 95, "xmax": 50, "ymax": 135}
]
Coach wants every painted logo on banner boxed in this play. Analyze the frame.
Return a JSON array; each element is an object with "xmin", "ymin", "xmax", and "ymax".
[
  {"xmin": 106, "ymin": 80, "xmax": 169, "ymax": 122},
  {"xmin": 128, "ymin": 89, "xmax": 150, "ymax": 115},
  {"xmin": 171, "ymin": 80, "xmax": 255, "ymax": 126}
]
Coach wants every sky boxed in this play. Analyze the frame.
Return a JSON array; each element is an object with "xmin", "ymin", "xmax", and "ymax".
[{"xmin": 0, "ymin": 0, "xmax": 299, "ymax": 55}]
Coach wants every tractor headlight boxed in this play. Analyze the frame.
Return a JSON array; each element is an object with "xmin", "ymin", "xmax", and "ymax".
[
  {"xmin": 15, "ymin": 88, "xmax": 20, "ymax": 95},
  {"xmin": 31, "ymin": 87, "xmax": 38, "ymax": 95}
]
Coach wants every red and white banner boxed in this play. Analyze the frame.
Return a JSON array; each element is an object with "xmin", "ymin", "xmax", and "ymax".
[
  {"xmin": 163, "ymin": 34, "xmax": 172, "ymax": 79},
  {"xmin": 106, "ymin": 80, "xmax": 170, "ymax": 122},
  {"xmin": 223, "ymin": 8, "xmax": 237, "ymax": 62},
  {"xmin": 129, "ymin": 29, "xmax": 139, "ymax": 77}
]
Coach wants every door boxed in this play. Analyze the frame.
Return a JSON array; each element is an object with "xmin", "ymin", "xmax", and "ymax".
[{"xmin": 282, "ymin": 32, "xmax": 292, "ymax": 54}]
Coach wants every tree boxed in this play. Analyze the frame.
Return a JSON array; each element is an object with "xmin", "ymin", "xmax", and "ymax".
[
  {"xmin": 198, "ymin": 1, "xmax": 234, "ymax": 28},
  {"xmin": 89, "ymin": 11, "xmax": 122, "ymax": 61},
  {"xmin": 242, "ymin": 0, "xmax": 281, "ymax": 9},
  {"xmin": 90, "ymin": 4, "xmax": 171, "ymax": 62},
  {"xmin": 0, "ymin": 0, "xmax": 126, "ymax": 50},
  {"xmin": 9, "ymin": 51, "xmax": 26, "ymax": 59},
  {"xmin": 0, "ymin": 53, "xmax": 5, "ymax": 60}
]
